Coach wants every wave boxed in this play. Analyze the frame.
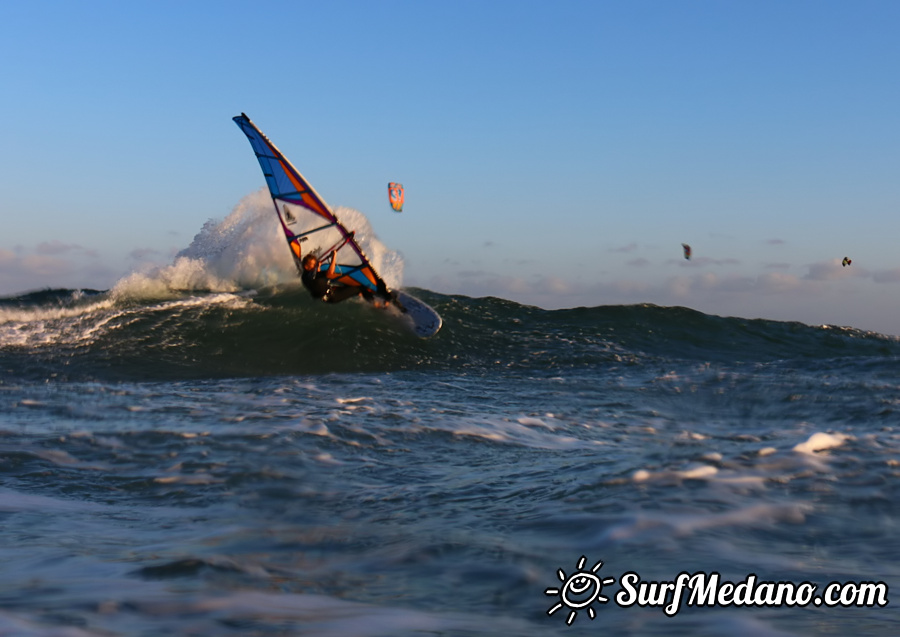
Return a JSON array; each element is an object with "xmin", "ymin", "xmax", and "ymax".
[
  {"xmin": 109, "ymin": 189, "xmax": 405, "ymax": 299},
  {"xmin": 1, "ymin": 285, "xmax": 898, "ymax": 381},
  {"xmin": 2, "ymin": 190, "xmax": 896, "ymax": 381}
]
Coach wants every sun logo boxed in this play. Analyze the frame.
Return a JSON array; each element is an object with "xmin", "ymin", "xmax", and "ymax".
[{"xmin": 545, "ymin": 556, "xmax": 615, "ymax": 625}]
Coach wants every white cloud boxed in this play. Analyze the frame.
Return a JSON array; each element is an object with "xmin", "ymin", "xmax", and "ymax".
[
  {"xmin": 130, "ymin": 247, "xmax": 163, "ymax": 260},
  {"xmin": 34, "ymin": 240, "xmax": 99, "ymax": 258},
  {"xmin": 804, "ymin": 259, "xmax": 848, "ymax": 281},
  {"xmin": 756, "ymin": 271, "xmax": 804, "ymax": 293},
  {"xmin": 872, "ymin": 268, "xmax": 900, "ymax": 283},
  {"xmin": 673, "ymin": 256, "xmax": 741, "ymax": 267},
  {"xmin": 0, "ymin": 244, "xmax": 118, "ymax": 295},
  {"xmin": 803, "ymin": 258, "xmax": 869, "ymax": 282},
  {"xmin": 405, "ymin": 261, "xmax": 900, "ymax": 335}
]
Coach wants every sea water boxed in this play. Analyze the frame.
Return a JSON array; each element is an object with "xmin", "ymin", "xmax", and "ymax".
[
  {"xmin": 0, "ymin": 197, "xmax": 897, "ymax": 635},
  {"xmin": 0, "ymin": 286, "xmax": 897, "ymax": 636}
]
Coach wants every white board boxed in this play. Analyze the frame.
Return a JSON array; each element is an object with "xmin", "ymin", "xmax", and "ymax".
[{"xmin": 393, "ymin": 291, "xmax": 442, "ymax": 338}]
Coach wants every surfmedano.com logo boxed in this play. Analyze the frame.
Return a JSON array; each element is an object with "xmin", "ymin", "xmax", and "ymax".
[
  {"xmin": 545, "ymin": 556, "xmax": 889, "ymax": 625},
  {"xmin": 545, "ymin": 556, "xmax": 616, "ymax": 626}
]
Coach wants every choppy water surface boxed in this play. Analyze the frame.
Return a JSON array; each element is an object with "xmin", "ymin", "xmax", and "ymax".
[{"xmin": 0, "ymin": 289, "xmax": 898, "ymax": 635}]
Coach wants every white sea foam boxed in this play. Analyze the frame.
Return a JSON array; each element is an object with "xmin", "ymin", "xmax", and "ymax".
[
  {"xmin": 600, "ymin": 503, "xmax": 812, "ymax": 542},
  {"xmin": 516, "ymin": 416, "xmax": 556, "ymax": 429},
  {"xmin": 149, "ymin": 590, "xmax": 537, "ymax": 637},
  {"xmin": 154, "ymin": 475, "xmax": 222, "ymax": 485},
  {"xmin": 444, "ymin": 416, "xmax": 603, "ymax": 450},
  {"xmin": 0, "ymin": 299, "xmax": 114, "ymax": 347},
  {"xmin": 0, "ymin": 292, "xmax": 250, "ymax": 348},
  {"xmin": 111, "ymin": 189, "xmax": 404, "ymax": 299},
  {"xmin": 633, "ymin": 464, "xmax": 719, "ymax": 482},
  {"xmin": 0, "ymin": 609, "xmax": 99, "ymax": 636},
  {"xmin": 793, "ymin": 432, "xmax": 851, "ymax": 454},
  {"xmin": 0, "ymin": 296, "xmax": 117, "ymax": 347}
]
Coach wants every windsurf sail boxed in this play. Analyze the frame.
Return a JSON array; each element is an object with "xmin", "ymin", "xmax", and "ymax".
[
  {"xmin": 388, "ymin": 182, "xmax": 404, "ymax": 212},
  {"xmin": 233, "ymin": 113, "xmax": 390, "ymax": 298}
]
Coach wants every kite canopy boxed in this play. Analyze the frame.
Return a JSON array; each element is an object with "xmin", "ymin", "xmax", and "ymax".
[
  {"xmin": 388, "ymin": 182, "xmax": 404, "ymax": 212},
  {"xmin": 682, "ymin": 243, "xmax": 692, "ymax": 260},
  {"xmin": 842, "ymin": 257, "xmax": 852, "ymax": 267}
]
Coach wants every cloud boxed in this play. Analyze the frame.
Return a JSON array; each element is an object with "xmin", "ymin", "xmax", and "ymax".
[
  {"xmin": 504, "ymin": 257, "xmax": 535, "ymax": 266},
  {"xmin": 756, "ymin": 271, "xmax": 804, "ymax": 293},
  {"xmin": 668, "ymin": 256, "xmax": 740, "ymax": 267},
  {"xmin": 19, "ymin": 254, "xmax": 70, "ymax": 276},
  {"xmin": 0, "ymin": 243, "xmax": 118, "ymax": 295},
  {"xmin": 752, "ymin": 260, "xmax": 900, "ymax": 285},
  {"xmin": 611, "ymin": 242, "xmax": 638, "ymax": 253},
  {"xmin": 406, "ymin": 259, "xmax": 900, "ymax": 336},
  {"xmin": 766, "ymin": 238, "xmax": 786, "ymax": 245},
  {"xmin": 564, "ymin": 271, "xmax": 812, "ymax": 309},
  {"xmin": 35, "ymin": 240, "xmax": 99, "ymax": 258},
  {"xmin": 416, "ymin": 267, "xmax": 816, "ymax": 311},
  {"xmin": 416, "ymin": 270, "xmax": 573, "ymax": 302},
  {"xmin": 698, "ymin": 257, "xmax": 740, "ymax": 266},
  {"xmin": 790, "ymin": 259, "xmax": 900, "ymax": 285},
  {"xmin": 872, "ymin": 268, "xmax": 900, "ymax": 283},
  {"xmin": 803, "ymin": 259, "xmax": 860, "ymax": 281},
  {"xmin": 130, "ymin": 247, "xmax": 163, "ymax": 260},
  {"xmin": 665, "ymin": 271, "xmax": 816, "ymax": 297},
  {"xmin": 626, "ymin": 258, "xmax": 650, "ymax": 267},
  {"xmin": 457, "ymin": 269, "xmax": 491, "ymax": 278},
  {"xmin": 664, "ymin": 272, "xmax": 762, "ymax": 297}
]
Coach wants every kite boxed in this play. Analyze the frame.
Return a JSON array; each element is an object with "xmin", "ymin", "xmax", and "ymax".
[
  {"xmin": 842, "ymin": 257, "xmax": 852, "ymax": 267},
  {"xmin": 682, "ymin": 243, "xmax": 692, "ymax": 260},
  {"xmin": 388, "ymin": 182, "xmax": 404, "ymax": 212}
]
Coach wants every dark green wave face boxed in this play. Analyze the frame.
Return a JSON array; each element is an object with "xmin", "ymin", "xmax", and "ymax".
[{"xmin": 1, "ymin": 287, "xmax": 898, "ymax": 381}]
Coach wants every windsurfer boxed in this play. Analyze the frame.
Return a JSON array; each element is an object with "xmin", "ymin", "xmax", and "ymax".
[
  {"xmin": 300, "ymin": 251, "xmax": 400, "ymax": 310},
  {"xmin": 233, "ymin": 113, "xmax": 414, "ymax": 317},
  {"xmin": 300, "ymin": 253, "xmax": 373, "ymax": 304}
]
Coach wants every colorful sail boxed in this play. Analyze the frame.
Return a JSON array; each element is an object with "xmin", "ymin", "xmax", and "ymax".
[
  {"xmin": 388, "ymin": 182, "xmax": 404, "ymax": 212},
  {"xmin": 233, "ymin": 113, "xmax": 389, "ymax": 297},
  {"xmin": 682, "ymin": 243, "xmax": 692, "ymax": 260}
]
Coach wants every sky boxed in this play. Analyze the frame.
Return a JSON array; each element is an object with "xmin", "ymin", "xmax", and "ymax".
[{"xmin": 1, "ymin": 1, "xmax": 899, "ymax": 334}]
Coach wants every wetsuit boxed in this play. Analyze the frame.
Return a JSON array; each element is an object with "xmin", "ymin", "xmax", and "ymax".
[{"xmin": 301, "ymin": 267, "xmax": 365, "ymax": 304}]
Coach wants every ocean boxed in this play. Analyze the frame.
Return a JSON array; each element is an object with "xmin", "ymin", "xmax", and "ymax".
[
  {"xmin": 0, "ymin": 194, "xmax": 897, "ymax": 636},
  {"xmin": 0, "ymin": 284, "xmax": 897, "ymax": 636}
]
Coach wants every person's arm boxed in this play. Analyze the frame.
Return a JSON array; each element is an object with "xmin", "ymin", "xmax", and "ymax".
[
  {"xmin": 295, "ymin": 237, "xmax": 308, "ymax": 262},
  {"xmin": 324, "ymin": 232, "xmax": 352, "ymax": 278}
]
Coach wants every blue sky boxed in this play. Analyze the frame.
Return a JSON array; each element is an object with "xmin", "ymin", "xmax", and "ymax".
[{"xmin": 2, "ymin": 1, "xmax": 899, "ymax": 334}]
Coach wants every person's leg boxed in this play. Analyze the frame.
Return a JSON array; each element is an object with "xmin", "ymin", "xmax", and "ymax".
[{"xmin": 323, "ymin": 286, "xmax": 364, "ymax": 304}]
